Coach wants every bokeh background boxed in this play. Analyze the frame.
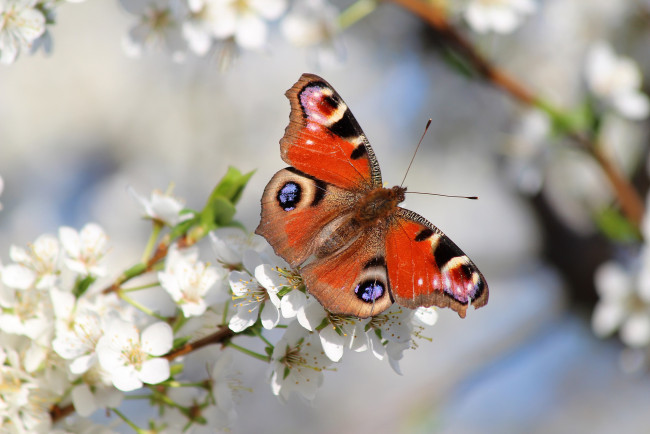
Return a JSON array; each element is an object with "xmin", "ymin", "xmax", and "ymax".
[{"xmin": 2, "ymin": 0, "xmax": 650, "ymax": 432}]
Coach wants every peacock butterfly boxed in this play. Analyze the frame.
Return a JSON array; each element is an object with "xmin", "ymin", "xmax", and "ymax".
[{"xmin": 255, "ymin": 73, "xmax": 488, "ymax": 318}]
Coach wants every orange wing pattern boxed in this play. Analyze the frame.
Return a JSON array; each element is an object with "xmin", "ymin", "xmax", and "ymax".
[
  {"xmin": 281, "ymin": 73, "xmax": 382, "ymax": 191},
  {"xmin": 256, "ymin": 168, "xmax": 358, "ymax": 267},
  {"xmin": 385, "ymin": 209, "xmax": 488, "ymax": 318}
]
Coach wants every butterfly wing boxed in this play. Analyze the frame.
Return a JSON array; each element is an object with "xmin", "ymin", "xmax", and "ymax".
[
  {"xmin": 385, "ymin": 208, "xmax": 488, "ymax": 318},
  {"xmin": 300, "ymin": 224, "xmax": 394, "ymax": 318},
  {"xmin": 256, "ymin": 167, "xmax": 360, "ymax": 267},
  {"xmin": 257, "ymin": 74, "xmax": 382, "ymax": 267},
  {"xmin": 281, "ymin": 73, "xmax": 382, "ymax": 190}
]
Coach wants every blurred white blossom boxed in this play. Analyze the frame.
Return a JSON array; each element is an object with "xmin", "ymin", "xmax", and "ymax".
[
  {"xmin": 129, "ymin": 187, "xmax": 192, "ymax": 226},
  {"xmin": 281, "ymin": 0, "xmax": 342, "ymax": 67},
  {"xmin": 586, "ymin": 41, "xmax": 650, "ymax": 120},
  {"xmin": 3, "ymin": 234, "xmax": 60, "ymax": 290},
  {"xmin": 120, "ymin": 0, "xmax": 189, "ymax": 61},
  {"xmin": 464, "ymin": 0, "xmax": 536, "ymax": 34},
  {"xmin": 0, "ymin": 0, "xmax": 46, "ymax": 64},
  {"xmin": 205, "ymin": 0, "xmax": 287, "ymax": 50},
  {"xmin": 59, "ymin": 223, "xmax": 109, "ymax": 277},
  {"xmin": 592, "ymin": 261, "xmax": 650, "ymax": 347}
]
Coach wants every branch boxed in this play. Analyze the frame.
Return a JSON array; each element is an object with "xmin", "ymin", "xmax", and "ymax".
[{"xmin": 387, "ymin": 0, "xmax": 645, "ymax": 229}]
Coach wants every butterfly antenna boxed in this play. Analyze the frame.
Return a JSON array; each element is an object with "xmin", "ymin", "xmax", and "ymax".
[
  {"xmin": 406, "ymin": 192, "xmax": 478, "ymax": 200},
  {"xmin": 401, "ymin": 119, "xmax": 432, "ymax": 188}
]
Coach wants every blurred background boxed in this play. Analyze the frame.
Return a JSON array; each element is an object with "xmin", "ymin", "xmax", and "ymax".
[{"xmin": 2, "ymin": 0, "xmax": 650, "ymax": 432}]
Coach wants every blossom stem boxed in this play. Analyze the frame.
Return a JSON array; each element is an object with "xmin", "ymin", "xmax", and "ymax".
[
  {"xmin": 118, "ymin": 290, "xmax": 167, "ymax": 321},
  {"xmin": 141, "ymin": 221, "xmax": 163, "ymax": 263},
  {"xmin": 338, "ymin": 0, "xmax": 378, "ymax": 29},
  {"xmin": 121, "ymin": 282, "xmax": 161, "ymax": 293},
  {"xmin": 226, "ymin": 341, "xmax": 270, "ymax": 362},
  {"xmin": 251, "ymin": 327, "xmax": 274, "ymax": 349},
  {"xmin": 111, "ymin": 408, "xmax": 144, "ymax": 433},
  {"xmin": 386, "ymin": 0, "xmax": 645, "ymax": 230}
]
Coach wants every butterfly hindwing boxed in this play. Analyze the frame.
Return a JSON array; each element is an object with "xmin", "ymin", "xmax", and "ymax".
[
  {"xmin": 300, "ymin": 225, "xmax": 394, "ymax": 318},
  {"xmin": 256, "ymin": 167, "xmax": 359, "ymax": 267},
  {"xmin": 282, "ymin": 73, "xmax": 382, "ymax": 191},
  {"xmin": 385, "ymin": 208, "xmax": 488, "ymax": 318}
]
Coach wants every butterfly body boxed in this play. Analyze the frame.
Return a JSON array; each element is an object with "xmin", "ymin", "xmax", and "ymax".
[{"xmin": 256, "ymin": 74, "xmax": 488, "ymax": 319}]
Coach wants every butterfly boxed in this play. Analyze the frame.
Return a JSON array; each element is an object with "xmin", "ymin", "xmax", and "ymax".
[{"xmin": 255, "ymin": 73, "xmax": 488, "ymax": 318}]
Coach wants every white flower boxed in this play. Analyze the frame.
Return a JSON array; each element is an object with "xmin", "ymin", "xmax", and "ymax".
[
  {"xmin": 592, "ymin": 261, "xmax": 650, "ymax": 348},
  {"xmin": 206, "ymin": 0, "xmax": 287, "ymax": 50},
  {"xmin": 2, "ymin": 234, "xmax": 60, "ymax": 290},
  {"xmin": 228, "ymin": 267, "xmax": 280, "ymax": 332},
  {"xmin": 414, "ymin": 306, "xmax": 439, "ymax": 326},
  {"xmin": 0, "ymin": 0, "xmax": 46, "ymax": 64},
  {"xmin": 158, "ymin": 245, "xmax": 223, "ymax": 317},
  {"xmin": 296, "ymin": 300, "xmax": 368, "ymax": 362},
  {"xmin": 281, "ymin": 0, "xmax": 342, "ymax": 68},
  {"xmin": 51, "ymin": 291, "xmax": 108, "ymax": 375},
  {"xmin": 59, "ymin": 223, "xmax": 109, "ymax": 277},
  {"xmin": 464, "ymin": 0, "xmax": 536, "ymax": 34},
  {"xmin": 70, "ymin": 380, "xmax": 123, "ymax": 418},
  {"xmin": 0, "ymin": 341, "xmax": 59, "ymax": 433},
  {"xmin": 120, "ymin": 0, "xmax": 189, "ymax": 61},
  {"xmin": 96, "ymin": 319, "xmax": 173, "ymax": 391},
  {"xmin": 586, "ymin": 41, "xmax": 649, "ymax": 120},
  {"xmin": 209, "ymin": 227, "xmax": 268, "ymax": 267},
  {"xmin": 269, "ymin": 321, "xmax": 332, "ymax": 401},
  {"xmin": 0, "ymin": 287, "xmax": 52, "ymax": 342},
  {"xmin": 366, "ymin": 305, "xmax": 415, "ymax": 374},
  {"xmin": 129, "ymin": 186, "xmax": 193, "ymax": 226}
]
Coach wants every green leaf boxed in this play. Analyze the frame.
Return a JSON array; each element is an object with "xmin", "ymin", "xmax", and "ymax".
[
  {"xmin": 208, "ymin": 166, "xmax": 255, "ymax": 206},
  {"xmin": 595, "ymin": 207, "xmax": 642, "ymax": 242},
  {"xmin": 73, "ymin": 275, "xmax": 96, "ymax": 298},
  {"xmin": 172, "ymin": 336, "xmax": 191, "ymax": 348},
  {"xmin": 200, "ymin": 167, "xmax": 255, "ymax": 231},
  {"xmin": 169, "ymin": 363, "xmax": 184, "ymax": 376}
]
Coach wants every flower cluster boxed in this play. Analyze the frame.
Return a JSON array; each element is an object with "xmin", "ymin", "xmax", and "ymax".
[
  {"xmin": 119, "ymin": 0, "xmax": 340, "ymax": 65},
  {"xmin": 0, "ymin": 181, "xmax": 440, "ymax": 432}
]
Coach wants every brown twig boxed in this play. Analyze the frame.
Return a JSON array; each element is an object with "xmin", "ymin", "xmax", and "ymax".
[
  {"xmin": 163, "ymin": 326, "xmax": 235, "ymax": 360},
  {"xmin": 387, "ymin": 0, "xmax": 645, "ymax": 229}
]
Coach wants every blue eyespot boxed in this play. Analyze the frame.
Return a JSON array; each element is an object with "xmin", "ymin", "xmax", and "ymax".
[
  {"xmin": 277, "ymin": 182, "xmax": 301, "ymax": 211},
  {"xmin": 354, "ymin": 280, "xmax": 385, "ymax": 303}
]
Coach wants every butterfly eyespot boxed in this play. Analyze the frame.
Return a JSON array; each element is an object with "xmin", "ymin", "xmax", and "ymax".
[
  {"xmin": 277, "ymin": 182, "xmax": 302, "ymax": 211},
  {"xmin": 354, "ymin": 280, "xmax": 385, "ymax": 303}
]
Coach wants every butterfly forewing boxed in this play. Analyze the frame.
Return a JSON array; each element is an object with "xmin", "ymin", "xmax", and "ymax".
[{"xmin": 282, "ymin": 73, "xmax": 382, "ymax": 190}]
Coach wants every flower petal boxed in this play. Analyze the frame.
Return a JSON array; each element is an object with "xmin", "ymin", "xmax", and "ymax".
[
  {"xmin": 139, "ymin": 357, "xmax": 171, "ymax": 384},
  {"xmin": 141, "ymin": 322, "xmax": 173, "ymax": 356}
]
